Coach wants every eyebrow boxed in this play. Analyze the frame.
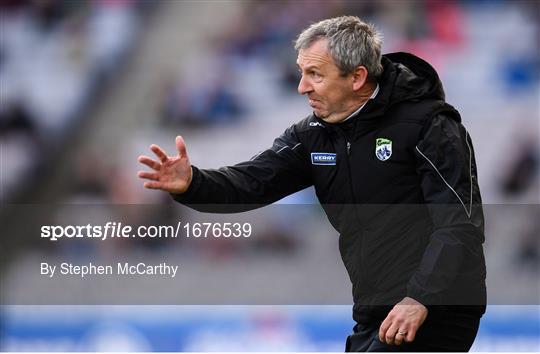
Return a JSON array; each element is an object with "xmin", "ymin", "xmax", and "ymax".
[{"xmin": 296, "ymin": 64, "xmax": 321, "ymax": 71}]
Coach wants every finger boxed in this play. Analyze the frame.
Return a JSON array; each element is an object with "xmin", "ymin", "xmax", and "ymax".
[
  {"xmin": 394, "ymin": 330, "xmax": 407, "ymax": 346},
  {"xmin": 150, "ymin": 144, "xmax": 169, "ymax": 163},
  {"xmin": 385, "ymin": 323, "xmax": 400, "ymax": 345},
  {"xmin": 138, "ymin": 156, "xmax": 161, "ymax": 171},
  {"xmin": 405, "ymin": 327, "xmax": 417, "ymax": 343},
  {"xmin": 143, "ymin": 181, "xmax": 163, "ymax": 190},
  {"xmin": 176, "ymin": 135, "xmax": 188, "ymax": 158},
  {"xmin": 138, "ymin": 171, "xmax": 159, "ymax": 181},
  {"xmin": 379, "ymin": 316, "xmax": 392, "ymax": 342}
]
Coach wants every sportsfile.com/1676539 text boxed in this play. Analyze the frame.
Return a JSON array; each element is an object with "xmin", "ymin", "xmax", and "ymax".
[{"xmin": 40, "ymin": 222, "xmax": 252, "ymax": 241}]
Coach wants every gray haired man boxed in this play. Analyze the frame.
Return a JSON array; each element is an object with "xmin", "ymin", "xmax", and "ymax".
[{"xmin": 139, "ymin": 16, "xmax": 486, "ymax": 352}]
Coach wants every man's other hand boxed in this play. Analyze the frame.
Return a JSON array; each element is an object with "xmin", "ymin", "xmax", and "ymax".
[
  {"xmin": 137, "ymin": 135, "xmax": 193, "ymax": 194},
  {"xmin": 378, "ymin": 296, "xmax": 428, "ymax": 346}
]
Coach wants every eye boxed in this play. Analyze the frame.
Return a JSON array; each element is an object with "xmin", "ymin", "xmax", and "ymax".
[{"xmin": 310, "ymin": 71, "xmax": 323, "ymax": 82}]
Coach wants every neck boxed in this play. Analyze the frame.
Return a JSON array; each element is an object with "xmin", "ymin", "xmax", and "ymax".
[
  {"xmin": 356, "ymin": 81, "xmax": 377, "ymax": 107},
  {"xmin": 340, "ymin": 81, "xmax": 377, "ymax": 119}
]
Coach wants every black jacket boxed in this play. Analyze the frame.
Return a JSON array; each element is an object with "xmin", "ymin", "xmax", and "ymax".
[{"xmin": 173, "ymin": 52, "xmax": 487, "ymax": 323}]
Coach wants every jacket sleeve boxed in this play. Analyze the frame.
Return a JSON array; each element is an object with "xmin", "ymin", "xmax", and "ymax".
[
  {"xmin": 406, "ymin": 109, "xmax": 486, "ymax": 306},
  {"xmin": 170, "ymin": 125, "xmax": 312, "ymax": 213}
]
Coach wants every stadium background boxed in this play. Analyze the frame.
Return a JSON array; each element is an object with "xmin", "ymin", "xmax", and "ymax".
[{"xmin": 1, "ymin": 0, "xmax": 538, "ymax": 351}]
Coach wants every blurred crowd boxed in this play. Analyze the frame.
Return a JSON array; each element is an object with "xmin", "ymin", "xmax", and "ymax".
[
  {"xmin": 0, "ymin": 0, "xmax": 153, "ymax": 202},
  {"xmin": 1, "ymin": 0, "xmax": 539, "ymax": 300},
  {"xmin": 3, "ymin": 0, "xmax": 538, "ymax": 201},
  {"xmin": 159, "ymin": 0, "xmax": 480, "ymax": 125}
]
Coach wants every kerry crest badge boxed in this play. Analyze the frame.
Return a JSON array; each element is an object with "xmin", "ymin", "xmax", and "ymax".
[{"xmin": 375, "ymin": 138, "xmax": 392, "ymax": 161}]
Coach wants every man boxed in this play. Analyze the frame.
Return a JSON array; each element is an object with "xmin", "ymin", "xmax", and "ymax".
[{"xmin": 138, "ymin": 16, "xmax": 486, "ymax": 352}]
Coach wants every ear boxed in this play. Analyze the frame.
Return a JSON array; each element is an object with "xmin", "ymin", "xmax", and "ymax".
[{"xmin": 351, "ymin": 66, "xmax": 369, "ymax": 91}]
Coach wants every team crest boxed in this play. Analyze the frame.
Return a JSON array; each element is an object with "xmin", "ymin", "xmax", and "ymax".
[{"xmin": 375, "ymin": 138, "xmax": 392, "ymax": 161}]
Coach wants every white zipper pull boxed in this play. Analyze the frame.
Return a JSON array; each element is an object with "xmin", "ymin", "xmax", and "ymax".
[{"xmin": 347, "ymin": 141, "xmax": 351, "ymax": 155}]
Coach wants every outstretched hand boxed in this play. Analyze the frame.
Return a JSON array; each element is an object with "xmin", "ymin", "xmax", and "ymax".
[{"xmin": 137, "ymin": 136, "xmax": 193, "ymax": 194}]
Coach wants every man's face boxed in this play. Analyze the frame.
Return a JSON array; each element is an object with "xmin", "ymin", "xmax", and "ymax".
[{"xmin": 296, "ymin": 38, "xmax": 357, "ymax": 123}]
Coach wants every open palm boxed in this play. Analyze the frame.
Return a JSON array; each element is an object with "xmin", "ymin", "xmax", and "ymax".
[{"xmin": 137, "ymin": 136, "xmax": 193, "ymax": 194}]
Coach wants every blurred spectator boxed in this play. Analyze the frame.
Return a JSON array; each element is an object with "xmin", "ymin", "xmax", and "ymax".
[
  {"xmin": 514, "ymin": 223, "xmax": 539, "ymax": 273},
  {"xmin": 500, "ymin": 137, "xmax": 539, "ymax": 196},
  {"xmin": 0, "ymin": 100, "xmax": 42, "ymax": 201},
  {"xmin": 29, "ymin": 0, "xmax": 69, "ymax": 31},
  {"xmin": 0, "ymin": 100, "xmax": 37, "ymax": 135}
]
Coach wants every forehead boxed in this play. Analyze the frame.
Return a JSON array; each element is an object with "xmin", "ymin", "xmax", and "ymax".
[{"xmin": 296, "ymin": 38, "xmax": 333, "ymax": 67}]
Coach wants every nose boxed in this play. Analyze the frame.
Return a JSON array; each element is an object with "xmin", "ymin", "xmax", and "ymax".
[{"xmin": 297, "ymin": 75, "xmax": 312, "ymax": 95}]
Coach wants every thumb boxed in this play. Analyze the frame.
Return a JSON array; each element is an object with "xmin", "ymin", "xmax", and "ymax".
[{"xmin": 176, "ymin": 135, "xmax": 188, "ymax": 158}]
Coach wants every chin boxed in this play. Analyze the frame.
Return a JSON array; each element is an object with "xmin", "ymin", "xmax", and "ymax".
[
  {"xmin": 322, "ymin": 117, "xmax": 342, "ymax": 124},
  {"xmin": 314, "ymin": 109, "xmax": 328, "ymax": 119},
  {"xmin": 317, "ymin": 113, "xmax": 341, "ymax": 124}
]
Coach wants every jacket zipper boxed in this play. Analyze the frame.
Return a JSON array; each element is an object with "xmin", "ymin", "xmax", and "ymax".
[
  {"xmin": 335, "ymin": 130, "xmax": 355, "ymax": 201},
  {"xmin": 337, "ymin": 130, "xmax": 371, "ymax": 290}
]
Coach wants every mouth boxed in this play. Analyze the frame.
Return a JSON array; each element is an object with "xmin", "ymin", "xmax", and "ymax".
[{"xmin": 309, "ymin": 98, "xmax": 320, "ymax": 107}]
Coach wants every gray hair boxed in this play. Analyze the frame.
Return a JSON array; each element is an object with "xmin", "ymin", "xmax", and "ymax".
[{"xmin": 294, "ymin": 16, "xmax": 383, "ymax": 80}]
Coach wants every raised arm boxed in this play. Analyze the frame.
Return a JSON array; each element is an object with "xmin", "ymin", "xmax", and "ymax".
[{"xmin": 138, "ymin": 125, "xmax": 313, "ymax": 212}]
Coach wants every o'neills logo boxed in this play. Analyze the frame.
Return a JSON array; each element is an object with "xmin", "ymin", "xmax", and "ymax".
[{"xmin": 311, "ymin": 152, "xmax": 337, "ymax": 165}]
